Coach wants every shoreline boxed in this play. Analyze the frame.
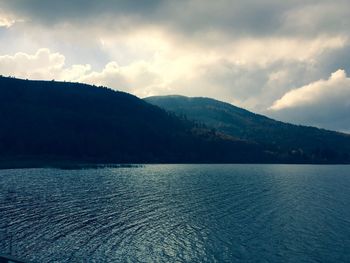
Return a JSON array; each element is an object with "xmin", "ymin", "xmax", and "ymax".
[{"xmin": 0, "ymin": 160, "xmax": 349, "ymax": 170}]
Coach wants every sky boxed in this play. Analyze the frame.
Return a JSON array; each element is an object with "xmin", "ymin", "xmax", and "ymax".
[{"xmin": 0, "ymin": 0, "xmax": 350, "ymax": 132}]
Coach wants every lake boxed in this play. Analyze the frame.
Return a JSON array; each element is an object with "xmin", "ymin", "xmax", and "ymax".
[{"xmin": 0, "ymin": 165, "xmax": 350, "ymax": 262}]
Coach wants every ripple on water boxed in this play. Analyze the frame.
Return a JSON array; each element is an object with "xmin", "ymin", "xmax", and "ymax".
[{"xmin": 0, "ymin": 165, "xmax": 350, "ymax": 262}]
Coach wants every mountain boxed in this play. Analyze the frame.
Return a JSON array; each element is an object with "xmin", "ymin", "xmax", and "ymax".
[
  {"xmin": 145, "ymin": 95, "xmax": 350, "ymax": 163},
  {"xmin": 0, "ymin": 76, "xmax": 274, "ymax": 167},
  {"xmin": 1, "ymin": 76, "xmax": 349, "ymax": 166}
]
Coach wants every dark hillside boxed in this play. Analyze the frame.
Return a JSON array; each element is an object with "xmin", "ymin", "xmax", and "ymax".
[
  {"xmin": 0, "ymin": 77, "xmax": 271, "ymax": 166},
  {"xmin": 146, "ymin": 95, "xmax": 350, "ymax": 163}
]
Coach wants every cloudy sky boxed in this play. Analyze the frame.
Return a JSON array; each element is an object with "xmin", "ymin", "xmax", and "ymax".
[{"xmin": 1, "ymin": 0, "xmax": 350, "ymax": 132}]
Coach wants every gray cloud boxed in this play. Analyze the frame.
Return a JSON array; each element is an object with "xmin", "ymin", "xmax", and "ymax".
[
  {"xmin": 2, "ymin": 0, "xmax": 349, "ymax": 37},
  {"xmin": 318, "ymin": 44, "xmax": 350, "ymax": 76},
  {"xmin": 0, "ymin": 0, "xmax": 162, "ymax": 23}
]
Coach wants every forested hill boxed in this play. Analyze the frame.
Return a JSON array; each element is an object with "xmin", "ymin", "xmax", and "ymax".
[
  {"xmin": 0, "ymin": 76, "xmax": 273, "ymax": 167},
  {"xmin": 1, "ymin": 76, "xmax": 349, "ymax": 167},
  {"xmin": 145, "ymin": 95, "xmax": 350, "ymax": 164}
]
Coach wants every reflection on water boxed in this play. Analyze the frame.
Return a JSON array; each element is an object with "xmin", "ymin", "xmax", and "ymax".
[{"xmin": 0, "ymin": 165, "xmax": 350, "ymax": 262}]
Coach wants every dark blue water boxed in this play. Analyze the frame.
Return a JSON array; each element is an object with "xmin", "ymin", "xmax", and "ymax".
[{"xmin": 0, "ymin": 165, "xmax": 350, "ymax": 262}]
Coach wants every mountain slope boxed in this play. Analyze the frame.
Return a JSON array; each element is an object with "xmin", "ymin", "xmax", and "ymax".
[
  {"xmin": 0, "ymin": 77, "xmax": 273, "ymax": 166},
  {"xmin": 145, "ymin": 95, "xmax": 350, "ymax": 163}
]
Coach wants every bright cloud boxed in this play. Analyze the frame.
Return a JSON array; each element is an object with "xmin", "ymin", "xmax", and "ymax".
[
  {"xmin": 0, "ymin": 49, "xmax": 185, "ymax": 97},
  {"xmin": 270, "ymin": 69, "xmax": 350, "ymax": 110},
  {"xmin": 0, "ymin": 49, "xmax": 65, "ymax": 78},
  {"xmin": 0, "ymin": 11, "xmax": 17, "ymax": 28},
  {"xmin": 269, "ymin": 69, "xmax": 350, "ymax": 132},
  {"xmin": 0, "ymin": 49, "xmax": 90, "ymax": 81}
]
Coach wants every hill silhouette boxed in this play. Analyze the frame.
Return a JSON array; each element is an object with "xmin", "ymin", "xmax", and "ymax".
[
  {"xmin": 146, "ymin": 95, "xmax": 350, "ymax": 164},
  {"xmin": 1, "ymin": 76, "xmax": 349, "ymax": 167},
  {"xmin": 0, "ymin": 76, "xmax": 273, "ymax": 167}
]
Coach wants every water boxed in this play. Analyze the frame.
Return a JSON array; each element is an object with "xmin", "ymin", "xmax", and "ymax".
[{"xmin": 0, "ymin": 164, "xmax": 349, "ymax": 262}]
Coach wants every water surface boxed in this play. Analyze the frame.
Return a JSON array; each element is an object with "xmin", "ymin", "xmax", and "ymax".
[{"xmin": 0, "ymin": 165, "xmax": 349, "ymax": 262}]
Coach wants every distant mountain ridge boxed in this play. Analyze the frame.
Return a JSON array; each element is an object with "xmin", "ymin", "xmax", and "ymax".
[
  {"xmin": 0, "ymin": 76, "xmax": 275, "ymax": 167},
  {"xmin": 145, "ymin": 95, "xmax": 350, "ymax": 163},
  {"xmin": 0, "ymin": 76, "xmax": 349, "ymax": 167}
]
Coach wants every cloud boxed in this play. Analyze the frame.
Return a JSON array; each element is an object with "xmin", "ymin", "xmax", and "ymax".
[
  {"xmin": 269, "ymin": 69, "xmax": 350, "ymax": 132},
  {"xmin": 0, "ymin": 49, "xmax": 65, "ymax": 78},
  {"xmin": 0, "ymin": 33, "xmax": 348, "ymax": 104},
  {"xmin": 270, "ymin": 69, "xmax": 349, "ymax": 110},
  {"xmin": 0, "ymin": 0, "xmax": 163, "ymax": 26},
  {"xmin": 0, "ymin": 49, "xmax": 90, "ymax": 80},
  {"xmin": 78, "ymin": 61, "xmax": 163, "ymax": 97},
  {"xmin": 282, "ymin": 1, "xmax": 350, "ymax": 36},
  {"xmin": 1, "ymin": 0, "xmax": 349, "ymax": 38},
  {"xmin": 0, "ymin": 10, "xmax": 19, "ymax": 28},
  {"xmin": 0, "ymin": 49, "xmax": 180, "ymax": 97}
]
